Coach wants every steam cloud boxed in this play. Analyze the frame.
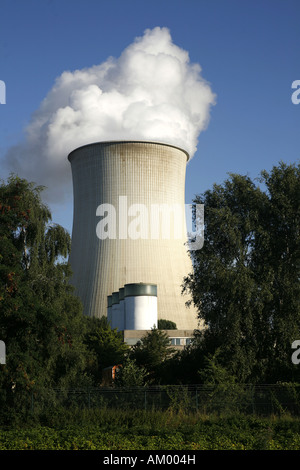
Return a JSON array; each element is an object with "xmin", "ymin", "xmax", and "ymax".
[{"xmin": 3, "ymin": 27, "xmax": 216, "ymax": 202}]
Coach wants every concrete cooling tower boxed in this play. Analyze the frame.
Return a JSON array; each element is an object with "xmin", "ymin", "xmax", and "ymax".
[{"xmin": 68, "ymin": 141, "xmax": 199, "ymax": 331}]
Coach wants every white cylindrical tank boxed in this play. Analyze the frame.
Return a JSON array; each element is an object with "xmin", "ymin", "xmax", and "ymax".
[
  {"xmin": 107, "ymin": 295, "xmax": 112, "ymax": 327},
  {"xmin": 118, "ymin": 287, "xmax": 125, "ymax": 331},
  {"xmin": 111, "ymin": 291, "xmax": 119, "ymax": 330},
  {"xmin": 125, "ymin": 283, "xmax": 157, "ymax": 330},
  {"xmin": 68, "ymin": 141, "xmax": 199, "ymax": 330}
]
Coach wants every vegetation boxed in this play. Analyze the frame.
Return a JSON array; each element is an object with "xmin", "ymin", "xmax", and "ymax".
[
  {"xmin": 128, "ymin": 327, "xmax": 175, "ymax": 384},
  {"xmin": 0, "ymin": 176, "xmax": 129, "ymax": 423},
  {"xmin": 0, "ymin": 409, "xmax": 300, "ymax": 450},
  {"xmin": 84, "ymin": 316, "xmax": 129, "ymax": 385},
  {"xmin": 182, "ymin": 161, "xmax": 300, "ymax": 384},
  {"xmin": 114, "ymin": 357, "xmax": 149, "ymax": 387},
  {"xmin": 157, "ymin": 319, "xmax": 177, "ymax": 329},
  {"xmin": 0, "ymin": 176, "xmax": 90, "ymax": 422},
  {"xmin": 0, "ymin": 163, "xmax": 300, "ymax": 450}
]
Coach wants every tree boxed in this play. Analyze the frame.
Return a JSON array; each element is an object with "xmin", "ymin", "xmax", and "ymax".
[
  {"xmin": 0, "ymin": 176, "xmax": 90, "ymax": 420},
  {"xmin": 114, "ymin": 357, "xmax": 149, "ymax": 387},
  {"xmin": 130, "ymin": 327, "xmax": 175, "ymax": 383},
  {"xmin": 183, "ymin": 162, "xmax": 300, "ymax": 383},
  {"xmin": 198, "ymin": 348, "xmax": 237, "ymax": 385},
  {"xmin": 84, "ymin": 316, "xmax": 129, "ymax": 385},
  {"xmin": 158, "ymin": 319, "xmax": 177, "ymax": 329},
  {"xmin": 254, "ymin": 163, "xmax": 300, "ymax": 381}
]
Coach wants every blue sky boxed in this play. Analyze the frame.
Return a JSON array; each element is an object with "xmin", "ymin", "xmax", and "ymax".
[{"xmin": 0, "ymin": 0, "xmax": 299, "ymax": 234}]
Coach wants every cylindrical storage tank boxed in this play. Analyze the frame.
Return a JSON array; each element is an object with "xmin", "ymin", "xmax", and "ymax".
[
  {"xmin": 125, "ymin": 283, "xmax": 157, "ymax": 330},
  {"xmin": 111, "ymin": 291, "xmax": 119, "ymax": 330},
  {"xmin": 118, "ymin": 287, "xmax": 125, "ymax": 331},
  {"xmin": 68, "ymin": 141, "xmax": 198, "ymax": 330},
  {"xmin": 107, "ymin": 295, "xmax": 112, "ymax": 327}
]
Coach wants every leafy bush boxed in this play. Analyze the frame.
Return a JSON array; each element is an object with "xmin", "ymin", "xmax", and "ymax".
[{"xmin": 1, "ymin": 410, "xmax": 300, "ymax": 450}]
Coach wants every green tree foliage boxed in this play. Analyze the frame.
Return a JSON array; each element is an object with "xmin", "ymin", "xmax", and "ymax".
[
  {"xmin": 183, "ymin": 162, "xmax": 300, "ymax": 383},
  {"xmin": 157, "ymin": 319, "xmax": 177, "ymax": 329},
  {"xmin": 84, "ymin": 316, "xmax": 129, "ymax": 385},
  {"xmin": 0, "ymin": 176, "xmax": 91, "ymax": 420},
  {"xmin": 198, "ymin": 348, "xmax": 237, "ymax": 385},
  {"xmin": 114, "ymin": 357, "xmax": 149, "ymax": 387},
  {"xmin": 130, "ymin": 327, "xmax": 175, "ymax": 383},
  {"xmin": 160, "ymin": 332, "xmax": 206, "ymax": 385}
]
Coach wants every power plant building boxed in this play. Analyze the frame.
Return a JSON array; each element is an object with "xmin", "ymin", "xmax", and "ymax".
[{"xmin": 68, "ymin": 141, "xmax": 199, "ymax": 338}]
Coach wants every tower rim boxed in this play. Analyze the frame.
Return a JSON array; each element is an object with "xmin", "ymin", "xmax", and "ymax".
[{"xmin": 67, "ymin": 140, "xmax": 190, "ymax": 162}]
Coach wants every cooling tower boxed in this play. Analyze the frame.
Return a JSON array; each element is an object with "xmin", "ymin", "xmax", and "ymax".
[{"xmin": 68, "ymin": 141, "xmax": 198, "ymax": 330}]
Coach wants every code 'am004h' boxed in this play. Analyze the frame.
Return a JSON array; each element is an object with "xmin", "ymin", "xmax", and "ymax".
[{"xmin": 146, "ymin": 454, "xmax": 196, "ymax": 465}]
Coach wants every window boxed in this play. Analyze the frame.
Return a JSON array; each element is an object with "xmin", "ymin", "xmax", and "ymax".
[{"xmin": 170, "ymin": 337, "xmax": 191, "ymax": 346}]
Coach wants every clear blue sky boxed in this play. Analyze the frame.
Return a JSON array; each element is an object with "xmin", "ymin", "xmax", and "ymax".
[{"xmin": 0, "ymin": 0, "xmax": 299, "ymax": 234}]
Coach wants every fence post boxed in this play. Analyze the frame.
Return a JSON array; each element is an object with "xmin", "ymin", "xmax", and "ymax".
[
  {"xmin": 195, "ymin": 388, "xmax": 198, "ymax": 412},
  {"xmin": 144, "ymin": 389, "xmax": 147, "ymax": 411}
]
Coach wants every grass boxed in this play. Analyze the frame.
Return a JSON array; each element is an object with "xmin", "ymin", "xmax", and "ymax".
[{"xmin": 1, "ymin": 408, "xmax": 300, "ymax": 450}]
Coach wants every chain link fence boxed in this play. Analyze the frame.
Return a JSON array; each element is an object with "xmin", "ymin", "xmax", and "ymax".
[{"xmin": 26, "ymin": 384, "xmax": 300, "ymax": 416}]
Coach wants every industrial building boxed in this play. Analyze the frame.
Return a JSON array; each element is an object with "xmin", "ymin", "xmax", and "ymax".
[{"xmin": 68, "ymin": 140, "xmax": 199, "ymax": 344}]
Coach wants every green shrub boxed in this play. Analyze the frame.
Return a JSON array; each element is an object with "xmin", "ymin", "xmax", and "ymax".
[{"xmin": 1, "ymin": 411, "xmax": 300, "ymax": 450}]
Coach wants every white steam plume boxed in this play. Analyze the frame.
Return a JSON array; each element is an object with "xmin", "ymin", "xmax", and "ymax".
[{"xmin": 3, "ymin": 27, "xmax": 216, "ymax": 202}]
